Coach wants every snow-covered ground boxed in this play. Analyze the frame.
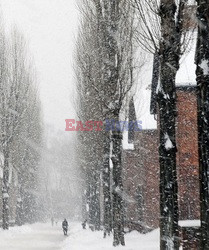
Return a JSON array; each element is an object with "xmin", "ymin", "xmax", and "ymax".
[
  {"xmin": 0, "ymin": 223, "xmax": 64, "ymax": 250},
  {"xmin": 63, "ymin": 223, "xmax": 160, "ymax": 250},
  {"xmin": 0, "ymin": 222, "xmax": 160, "ymax": 250}
]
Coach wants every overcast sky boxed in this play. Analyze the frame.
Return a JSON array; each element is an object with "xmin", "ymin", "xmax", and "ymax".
[
  {"xmin": 0, "ymin": 0, "xmax": 157, "ymax": 134},
  {"xmin": 1, "ymin": 0, "xmax": 78, "ymax": 132}
]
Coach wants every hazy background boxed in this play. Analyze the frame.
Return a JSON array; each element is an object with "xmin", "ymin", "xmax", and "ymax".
[
  {"xmin": 0, "ymin": 0, "xmax": 81, "ymax": 220},
  {"xmin": 1, "ymin": 0, "xmax": 78, "ymax": 130}
]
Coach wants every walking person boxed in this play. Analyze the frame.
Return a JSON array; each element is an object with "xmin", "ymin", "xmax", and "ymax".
[{"xmin": 62, "ymin": 219, "xmax": 68, "ymax": 236}]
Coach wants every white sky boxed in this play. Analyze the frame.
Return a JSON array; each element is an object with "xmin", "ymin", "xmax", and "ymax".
[{"xmin": 1, "ymin": 0, "xmax": 78, "ymax": 132}]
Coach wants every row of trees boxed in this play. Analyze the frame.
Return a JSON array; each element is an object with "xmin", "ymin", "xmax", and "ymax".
[
  {"xmin": 0, "ymin": 18, "xmax": 42, "ymax": 229},
  {"xmin": 76, "ymin": 0, "xmax": 209, "ymax": 249},
  {"xmin": 75, "ymin": 0, "xmax": 134, "ymax": 246}
]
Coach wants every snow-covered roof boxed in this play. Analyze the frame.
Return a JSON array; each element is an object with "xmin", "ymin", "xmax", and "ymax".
[
  {"xmin": 178, "ymin": 220, "xmax": 200, "ymax": 227},
  {"xmin": 122, "ymin": 130, "xmax": 134, "ymax": 150},
  {"xmin": 176, "ymin": 32, "xmax": 197, "ymax": 86}
]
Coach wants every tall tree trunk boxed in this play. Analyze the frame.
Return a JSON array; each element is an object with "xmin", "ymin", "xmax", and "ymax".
[
  {"xmin": 158, "ymin": 0, "xmax": 184, "ymax": 248},
  {"xmin": 87, "ymin": 168, "xmax": 101, "ymax": 231},
  {"xmin": 112, "ymin": 128, "xmax": 125, "ymax": 246},
  {"xmin": 86, "ymin": 171, "xmax": 92, "ymax": 227},
  {"xmin": 93, "ymin": 169, "xmax": 101, "ymax": 230},
  {"xmin": 16, "ymin": 193, "xmax": 23, "ymax": 226},
  {"xmin": 103, "ymin": 130, "xmax": 112, "ymax": 237},
  {"xmin": 2, "ymin": 148, "xmax": 10, "ymax": 230},
  {"xmin": 196, "ymin": 1, "xmax": 209, "ymax": 248},
  {"xmin": 158, "ymin": 74, "xmax": 178, "ymax": 249}
]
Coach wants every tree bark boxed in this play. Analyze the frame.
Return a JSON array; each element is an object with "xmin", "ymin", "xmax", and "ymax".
[
  {"xmin": 158, "ymin": 0, "xmax": 184, "ymax": 248},
  {"xmin": 112, "ymin": 129, "xmax": 125, "ymax": 246},
  {"xmin": 158, "ymin": 69, "xmax": 179, "ymax": 249},
  {"xmin": 87, "ymin": 168, "xmax": 101, "ymax": 231},
  {"xmin": 196, "ymin": 1, "xmax": 209, "ymax": 248},
  {"xmin": 103, "ymin": 130, "xmax": 112, "ymax": 237},
  {"xmin": 2, "ymin": 147, "xmax": 10, "ymax": 230}
]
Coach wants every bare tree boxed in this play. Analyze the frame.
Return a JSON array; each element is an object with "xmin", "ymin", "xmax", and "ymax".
[
  {"xmin": 75, "ymin": 2, "xmax": 104, "ymax": 230},
  {"xmin": 132, "ymin": 0, "xmax": 191, "ymax": 249}
]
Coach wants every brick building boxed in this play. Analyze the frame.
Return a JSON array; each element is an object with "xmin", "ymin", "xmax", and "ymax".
[
  {"xmin": 122, "ymin": 3, "xmax": 200, "ymax": 229},
  {"xmin": 123, "ymin": 129, "xmax": 159, "ymax": 231},
  {"xmin": 122, "ymin": 85, "xmax": 200, "ymax": 232},
  {"xmin": 176, "ymin": 86, "xmax": 200, "ymax": 221}
]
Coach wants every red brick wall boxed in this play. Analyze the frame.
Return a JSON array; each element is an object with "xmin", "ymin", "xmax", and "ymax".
[
  {"xmin": 139, "ymin": 130, "xmax": 160, "ymax": 229},
  {"xmin": 122, "ymin": 130, "xmax": 160, "ymax": 230},
  {"xmin": 176, "ymin": 87, "xmax": 200, "ymax": 220},
  {"xmin": 122, "ymin": 149, "xmax": 144, "ymax": 225}
]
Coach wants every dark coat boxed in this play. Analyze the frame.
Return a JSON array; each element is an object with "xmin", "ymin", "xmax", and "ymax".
[{"xmin": 62, "ymin": 220, "xmax": 68, "ymax": 229}]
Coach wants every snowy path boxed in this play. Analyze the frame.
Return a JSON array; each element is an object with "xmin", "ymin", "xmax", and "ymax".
[
  {"xmin": 63, "ymin": 223, "xmax": 160, "ymax": 250},
  {"xmin": 0, "ymin": 222, "xmax": 160, "ymax": 250},
  {"xmin": 0, "ymin": 223, "xmax": 65, "ymax": 250}
]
